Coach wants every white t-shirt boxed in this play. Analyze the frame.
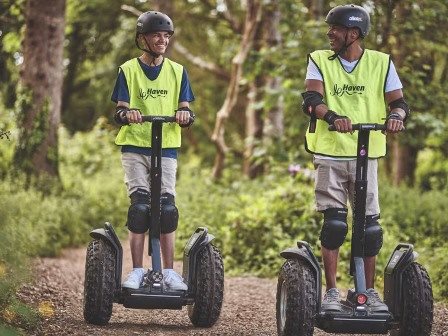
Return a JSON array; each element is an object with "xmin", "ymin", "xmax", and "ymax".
[{"xmin": 306, "ymin": 54, "xmax": 402, "ymax": 160}]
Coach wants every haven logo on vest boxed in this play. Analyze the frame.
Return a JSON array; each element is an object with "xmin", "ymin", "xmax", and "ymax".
[
  {"xmin": 139, "ymin": 88, "xmax": 169, "ymax": 100},
  {"xmin": 331, "ymin": 83, "xmax": 365, "ymax": 97}
]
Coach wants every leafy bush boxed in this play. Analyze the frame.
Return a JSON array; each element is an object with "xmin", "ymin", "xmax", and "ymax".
[
  {"xmin": 379, "ymin": 183, "xmax": 448, "ymax": 301},
  {"xmin": 0, "ymin": 119, "xmax": 129, "ymax": 329},
  {"xmin": 176, "ymin": 159, "xmax": 321, "ymax": 276},
  {"xmin": 176, "ymin": 160, "xmax": 448, "ymax": 300},
  {"xmin": 1, "ymin": 299, "xmax": 39, "ymax": 332},
  {"xmin": 415, "ymin": 149, "xmax": 448, "ymax": 191},
  {"xmin": 380, "ymin": 183, "xmax": 448, "ymax": 247},
  {"xmin": 0, "ymin": 323, "xmax": 23, "ymax": 336}
]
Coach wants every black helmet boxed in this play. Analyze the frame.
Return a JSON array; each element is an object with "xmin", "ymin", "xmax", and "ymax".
[
  {"xmin": 325, "ymin": 4, "xmax": 370, "ymax": 37},
  {"xmin": 136, "ymin": 11, "xmax": 174, "ymax": 36}
]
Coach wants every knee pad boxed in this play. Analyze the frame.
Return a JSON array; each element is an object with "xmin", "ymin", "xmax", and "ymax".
[
  {"xmin": 160, "ymin": 193, "xmax": 178, "ymax": 234},
  {"xmin": 320, "ymin": 208, "xmax": 348, "ymax": 250},
  {"xmin": 127, "ymin": 189, "xmax": 151, "ymax": 234},
  {"xmin": 365, "ymin": 214, "xmax": 383, "ymax": 256}
]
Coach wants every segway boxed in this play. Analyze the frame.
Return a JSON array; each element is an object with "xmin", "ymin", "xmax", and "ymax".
[
  {"xmin": 83, "ymin": 115, "xmax": 224, "ymax": 327},
  {"xmin": 276, "ymin": 123, "xmax": 433, "ymax": 335}
]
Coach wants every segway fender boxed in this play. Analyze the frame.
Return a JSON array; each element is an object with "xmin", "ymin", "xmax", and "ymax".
[
  {"xmin": 89, "ymin": 222, "xmax": 123, "ymax": 300},
  {"xmin": 182, "ymin": 227, "xmax": 214, "ymax": 296},
  {"xmin": 280, "ymin": 241, "xmax": 322, "ymax": 308},
  {"xmin": 384, "ymin": 243, "xmax": 416, "ymax": 318},
  {"xmin": 280, "ymin": 241, "xmax": 320, "ymax": 276}
]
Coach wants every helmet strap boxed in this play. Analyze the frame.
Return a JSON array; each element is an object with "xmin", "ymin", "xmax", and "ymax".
[
  {"xmin": 135, "ymin": 34, "xmax": 162, "ymax": 60},
  {"xmin": 328, "ymin": 31, "xmax": 359, "ymax": 61}
]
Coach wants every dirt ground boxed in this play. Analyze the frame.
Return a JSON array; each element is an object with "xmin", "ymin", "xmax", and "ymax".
[{"xmin": 18, "ymin": 241, "xmax": 448, "ymax": 336}]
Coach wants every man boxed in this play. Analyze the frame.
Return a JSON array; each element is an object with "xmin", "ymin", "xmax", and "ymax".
[
  {"xmin": 302, "ymin": 4, "xmax": 409, "ymax": 312},
  {"xmin": 111, "ymin": 11, "xmax": 195, "ymax": 291}
]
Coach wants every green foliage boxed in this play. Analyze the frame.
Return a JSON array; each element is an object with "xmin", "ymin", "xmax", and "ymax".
[
  {"xmin": 175, "ymin": 160, "xmax": 448, "ymax": 300},
  {"xmin": 415, "ymin": 149, "xmax": 448, "ymax": 191},
  {"xmin": 0, "ymin": 120, "xmax": 127, "ymax": 256},
  {"xmin": 12, "ymin": 85, "xmax": 53, "ymax": 176},
  {"xmin": 0, "ymin": 181, "xmax": 36, "ymax": 332},
  {"xmin": 0, "ymin": 323, "xmax": 23, "ymax": 336},
  {"xmin": 62, "ymin": 0, "xmax": 132, "ymax": 132},
  {"xmin": 0, "ymin": 0, "xmax": 25, "ymax": 109},
  {"xmin": 379, "ymin": 183, "xmax": 448, "ymax": 301},
  {"xmin": 1, "ymin": 300, "xmax": 39, "ymax": 332},
  {"xmin": 380, "ymin": 183, "xmax": 448, "ymax": 247},
  {"xmin": 1, "ymin": 118, "xmax": 128, "ymax": 330},
  {"xmin": 427, "ymin": 245, "xmax": 448, "ymax": 300},
  {"xmin": 0, "ymin": 202, "xmax": 31, "ymax": 310},
  {"xmin": 0, "ymin": 113, "xmax": 15, "ymax": 178},
  {"xmin": 176, "ymin": 157, "xmax": 320, "ymax": 276}
]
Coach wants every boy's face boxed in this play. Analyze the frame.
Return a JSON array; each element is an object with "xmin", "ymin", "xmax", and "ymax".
[{"xmin": 143, "ymin": 31, "xmax": 171, "ymax": 55}]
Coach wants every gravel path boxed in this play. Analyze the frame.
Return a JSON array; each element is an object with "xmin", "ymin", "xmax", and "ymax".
[{"xmin": 18, "ymin": 242, "xmax": 448, "ymax": 336}]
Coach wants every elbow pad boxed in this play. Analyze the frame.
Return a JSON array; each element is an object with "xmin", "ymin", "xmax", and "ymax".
[
  {"xmin": 301, "ymin": 91, "xmax": 324, "ymax": 133},
  {"xmin": 301, "ymin": 91, "xmax": 324, "ymax": 117}
]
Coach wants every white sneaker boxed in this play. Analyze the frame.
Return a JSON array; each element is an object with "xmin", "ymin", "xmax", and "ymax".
[
  {"xmin": 162, "ymin": 269, "xmax": 188, "ymax": 291},
  {"xmin": 122, "ymin": 268, "xmax": 145, "ymax": 289}
]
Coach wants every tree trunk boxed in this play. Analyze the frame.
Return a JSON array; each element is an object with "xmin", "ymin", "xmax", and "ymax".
[
  {"xmin": 388, "ymin": 2, "xmax": 417, "ymax": 185},
  {"xmin": 243, "ymin": 80, "xmax": 265, "ymax": 178},
  {"xmin": 264, "ymin": 76, "xmax": 284, "ymax": 139},
  {"xmin": 263, "ymin": 1, "xmax": 283, "ymax": 139},
  {"xmin": 13, "ymin": 0, "xmax": 66, "ymax": 180},
  {"xmin": 211, "ymin": 0, "xmax": 263, "ymax": 179},
  {"xmin": 243, "ymin": 0, "xmax": 283, "ymax": 178},
  {"xmin": 243, "ymin": 7, "xmax": 265, "ymax": 178},
  {"xmin": 61, "ymin": 20, "xmax": 83, "ymax": 131},
  {"xmin": 391, "ymin": 135, "xmax": 418, "ymax": 186},
  {"xmin": 309, "ymin": 0, "xmax": 324, "ymax": 19}
]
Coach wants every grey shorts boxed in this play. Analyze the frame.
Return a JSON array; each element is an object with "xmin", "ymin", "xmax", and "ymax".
[
  {"xmin": 313, "ymin": 157, "xmax": 380, "ymax": 215},
  {"xmin": 121, "ymin": 152, "xmax": 177, "ymax": 197}
]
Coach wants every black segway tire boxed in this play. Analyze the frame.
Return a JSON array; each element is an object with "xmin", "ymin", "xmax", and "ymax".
[
  {"xmin": 390, "ymin": 262, "xmax": 433, "ymax": 336},
  {"xmin": 276, "ymin": 258, "xmax": 317, "ymax": 336},
  {"xmin": 83, "ymin": 239, "xmax": 116, "ymax": 325},
  {"xmin": 188, "ymin": 244, "xmax": 224, "ymax": 327}
]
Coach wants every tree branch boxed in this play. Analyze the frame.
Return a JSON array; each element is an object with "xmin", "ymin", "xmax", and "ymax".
[
  {"xmin": 211, "ymin": 0, "xmax": 263, "ymax": 179},
  {"xmin": 198, "ymin": 0, "xmax": 242, "ymax": 33},
  {"xmin": 220, "ymin": 0, "xmax": 243, "ymax": 33},
  {"xmin": 173, "ymin": 43, "xmax": 230, "ymax": 81},
  {"xmin": 121, "ymin": 4, "xmax": 142, "ymax": 16}
]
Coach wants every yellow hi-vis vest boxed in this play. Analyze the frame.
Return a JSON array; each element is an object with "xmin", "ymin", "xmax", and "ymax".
[
  {"xmin": 305, "ymin": 49, "xmax": 390, "ymax": 158},
  {"xmin": 115, "ymin": 58, "xmax": 183, "ymax": 148}
]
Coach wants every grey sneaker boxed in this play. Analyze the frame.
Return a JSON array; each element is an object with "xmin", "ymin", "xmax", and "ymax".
[
  {"xmin": 322, "ymin": 288, "xmax": 343, "ymax": 312},
  {"xmin": 163, "ymin": 269, "xmax": 188, "ymax": 291},
  {"xmin": 366, "ymin": 288, "xmax": 389, "ymax": 312},
  {"xmin": 122, "ymin": 268, "xmax": 145, "ymax": 289}
]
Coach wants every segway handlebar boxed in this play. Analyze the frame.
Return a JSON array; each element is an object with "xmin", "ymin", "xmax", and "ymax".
[
  {"xmin": 141, "ymin": 115, "xmax": 177, "ymax": 123},
  {"xmin": 328, "ymin": 123, "xmax": 387, "ymax": 131},
  {"xmin": 141, "ymin": 115, "xmax": 195, "ymax": 125}
]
